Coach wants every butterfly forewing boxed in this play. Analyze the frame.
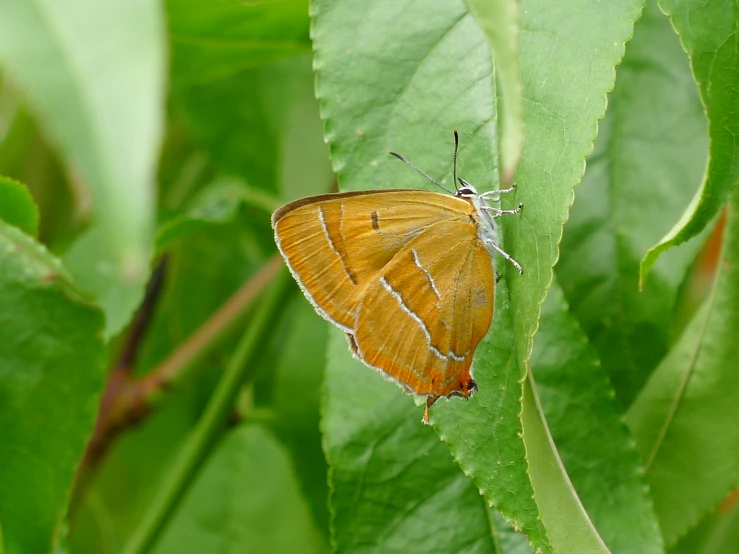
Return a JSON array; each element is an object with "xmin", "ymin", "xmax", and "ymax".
[
  {"xmin": 272, "ymin": 190, "xmax": 474, "ymax": 332},
  {"xmin": 352, "ymin": 220, "xmax": 495, "ymax": 399}
]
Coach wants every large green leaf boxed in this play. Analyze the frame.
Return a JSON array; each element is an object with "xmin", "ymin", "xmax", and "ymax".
[
  {"xmin": 154, "ymin": 425, "xmax": 322, "ymax": 554},
  {"xmin": 0, "ymin": 176, "xmax": 38, "ymax": 236},
  {"xmin": 556, "ymin": 0, "xmax": 708, "ymax": 404},
  {"xmin": 323, "ymin": 330, "xmax": 516, "ymax": 553},
  {"xmin": 533, "ymin": 282, "xmax": 662, "ymax": 553},
  {"xmin": 627, "ymin": 188, "xmax": 739, "ymax": 545},
  {"xmin": 0, "ymin": 220, "xmax": 105, "ymax": 554},
  {"xmin": 311, "ymin": 0, "xmax": 546, "ymax": 548},
  {"xmin": 640, "ymin": 0, "xmax": 739, "ymax": 283},
  {"xmin": 313, "ymin": 0, "xmax": 642, "ymax": 550},
  {"xmin": 0, "ymin": 0, "xmax": 165, "ymax": 335}
]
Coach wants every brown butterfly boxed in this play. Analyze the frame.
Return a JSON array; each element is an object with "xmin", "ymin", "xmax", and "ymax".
[{"xmin": 272, "ymin": 132, "xmax": 522, "ymax": 422}]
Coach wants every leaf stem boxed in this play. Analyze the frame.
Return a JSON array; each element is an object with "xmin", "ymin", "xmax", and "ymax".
[{"xmin": 121, "ymin": 268, "xmax": 291, "ymax": 554}]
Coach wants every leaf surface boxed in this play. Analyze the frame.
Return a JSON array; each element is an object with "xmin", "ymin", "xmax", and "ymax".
[
  {"xmin": 154, "ymin": 425, "xmax": 322, "ymax": 554},
  {"xmin": 640, "ymin": 0, "xmax": 739, "ymax": 283},
  {"xmin": 0, "ymin": 176, "xmax": 38, "ymax": 236},
  {"xmin": 0, "ymin": 0, "xmax": 166, "ymax": 335},
  {"xmin": 627, "ymin": 188, "xmax": 739, "ymax": 545},
  {"xmin": 0, "ymin": 220, "xmax": 105, "ymax": 554},
  {"xmin": 556, "ymin": 0, "xmax": 708, "ymax": 403},
  {"xmin": 533, "ymin": 282, "xmax": 662, "ymax": 553},
  {"xmin": 323, "ymin": 331, "xmax": 509, "ymax": 554}
]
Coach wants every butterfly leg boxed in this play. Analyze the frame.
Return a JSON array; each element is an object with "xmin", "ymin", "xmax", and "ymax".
[
  {"xmin": 479, "ymin": 183, "xmax": 517, "ymax": 202},
  {"xmin": 423, "ymin": 395, "xmax": 440, "ymax": 424},
  {"xmin": 486, "ymin": 240, "xmax": 523, "ymax": 274},
  {"xmin": 482, "ymin": 203, "xmax": 523, "ymax": 217}
]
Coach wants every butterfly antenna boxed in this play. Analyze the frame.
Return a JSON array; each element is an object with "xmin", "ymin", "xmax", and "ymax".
[
  {"xmin": 452, "ymin": 130, "xmax": 460, "ymax": 191},
  {"xmin": 389, "ymin": 151, "xmax": 453, "ymax": 194}
]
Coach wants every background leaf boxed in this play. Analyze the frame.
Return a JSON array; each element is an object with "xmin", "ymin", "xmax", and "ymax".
[
  {"xmin": 0, "ymin": 0, "xmax": 166, "ymax": 335},
  {"xmin": 269, "ymin": 298, "xmax": 331, "ymax": 539},
  {"xmin": 155, "ymin": 177, "xmax": 281, "ymax": 252},
  {"xmin": 640, "ymin": 0, "xmax": 739, "ymax": 282},
  {"xmin": 0, "ymin": 220, "xmax": 105, "ymax": 554},
  {"xmin": 0, "ymin": 175, "xmax": 38, "ymax": 236},
  {"xmin": 167, "ymin": 0, "xmax": 311, "ymax": 86},
  {"xmin": 67, "ymin": 1, "xmax": 330, "ymax": 542},
  {"xmin": 154, "ymin": 425, "xmax": 323, "ymax": 554},
  {"xmin": 506, "ymin": 0, "xmax": 644, "ymax": 375},
  {"xmin": 533, "ymin": 282, "xmax": 662, "ymax": 553},
  {"xmin": 556, "ymin": 0, "xmax": 708, "ymax": 404},
  {"xmin": 669, "ymin": 495, "xmax": 739, "ymax": 554},
  {"xmin": 627, "ymin": 188, "xmax": 739, "ymax": 545}
]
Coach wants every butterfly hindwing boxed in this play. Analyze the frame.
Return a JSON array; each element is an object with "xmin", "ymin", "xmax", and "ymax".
[{"xmin": 352, "ymin": 219, "xmax": 495, "ymax": 399}]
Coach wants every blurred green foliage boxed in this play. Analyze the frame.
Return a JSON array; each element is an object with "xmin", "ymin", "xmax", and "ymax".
[{"xmin": 0, "ymin": 0, "xmax": 737, "ymax": 553}]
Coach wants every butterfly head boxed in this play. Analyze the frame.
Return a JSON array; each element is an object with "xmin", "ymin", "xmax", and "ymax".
[{"xmin": 455, "ymin": 178, "xmax": 478, "ymax": 198}]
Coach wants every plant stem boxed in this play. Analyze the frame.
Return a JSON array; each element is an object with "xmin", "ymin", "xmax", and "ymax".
[{"xmin": 121, "ymin": 268, "xmax": 291, "ymax": 554}]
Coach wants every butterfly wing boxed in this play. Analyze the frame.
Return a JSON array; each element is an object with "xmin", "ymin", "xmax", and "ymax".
[
  {"xmin": 351, "ymin": 219, "xmax": 495, "ymax": 401},
  {"xmin": 272, "ymin": 190, "xmax": 474, "ymax": 331}
]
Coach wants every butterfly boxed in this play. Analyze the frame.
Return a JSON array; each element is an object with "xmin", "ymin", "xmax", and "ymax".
[{"xmin": 272, "ymin": 131, "xmax": 522, "ymax": 423}]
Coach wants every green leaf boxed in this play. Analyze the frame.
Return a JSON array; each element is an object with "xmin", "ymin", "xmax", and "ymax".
[
  {"xmin": 154, "ymin": 425, "xmax": 322, "ymax": 554},
  {"xmin": 64, "ymin": 225, "xmax": 148, "ymax": 338},
  {"xmin": 312, "ymin": 0, "xmax": 643, "ymax": 550},
  {"xmin": 640, "ymin": 0, "xmax": 739, "ymax": 284},
  {"xmin": 626, "ymin": 187, "xmax": 739, "ymax": 545},
  {"xmin": 168, "ymin": 0, "xmax": 317, "ymax": 197},
  {"xmin": 0, "ymin": 0, "xmax": 165, "ymax": 310},
  {"xmin": 0, "ymin": 219, "xmax": 105, "ymax": 554},
  {"xmin": 519, "ymin": 378, "xmax": 610, "ymax": 553},
  {"xmin": 121, "ymin": 272, "xmax": 291, "ymax": 554},
  {"xmin": 669, "ymin": 497, "xmax": 739, "ymax": 554},
  {"xmin": 491, "ymin": 509, "xmax": 535, "ymax": 554},
  {"xmin": 323, "ymin": 330, "xmax": 513, "ymax": 553},
  {"xmin": 533, "ymin": 282, "xmax": 662, "ymax": 553},
  {"xmin": 173, "ymin": 55, "xmax": 316, "ymax": 194},
  {"xmin": 465, "ymin": 0, "xmax": 524, "ymax": 184},
  {"xmin": 156, "ymin": 178, "xmax": 281, "ymax": 252},
  {"xmin": 0, "ymin": 176, "xmax": 38, "ymax": 236},
  {"xmin": 311, "ymin": 0, "xmax": 548, "ymax": 547},
  {"xmin": 168, "ymin": 0, "xmax": 311, "ymax": 86},
  {"xmin": 506, "ymin": 0, "xmax": 644, "ymax": 379},
  {"xmin": 556, "ymin": 0, "xmax": 708, "ymax": 403},
  {"xmin": 271, "ymin": 297, "xmax": 331, "ymax": 540},
  {"xmin": 0, "ymin": 102, "xmax": 75, "ymax": 248}
]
